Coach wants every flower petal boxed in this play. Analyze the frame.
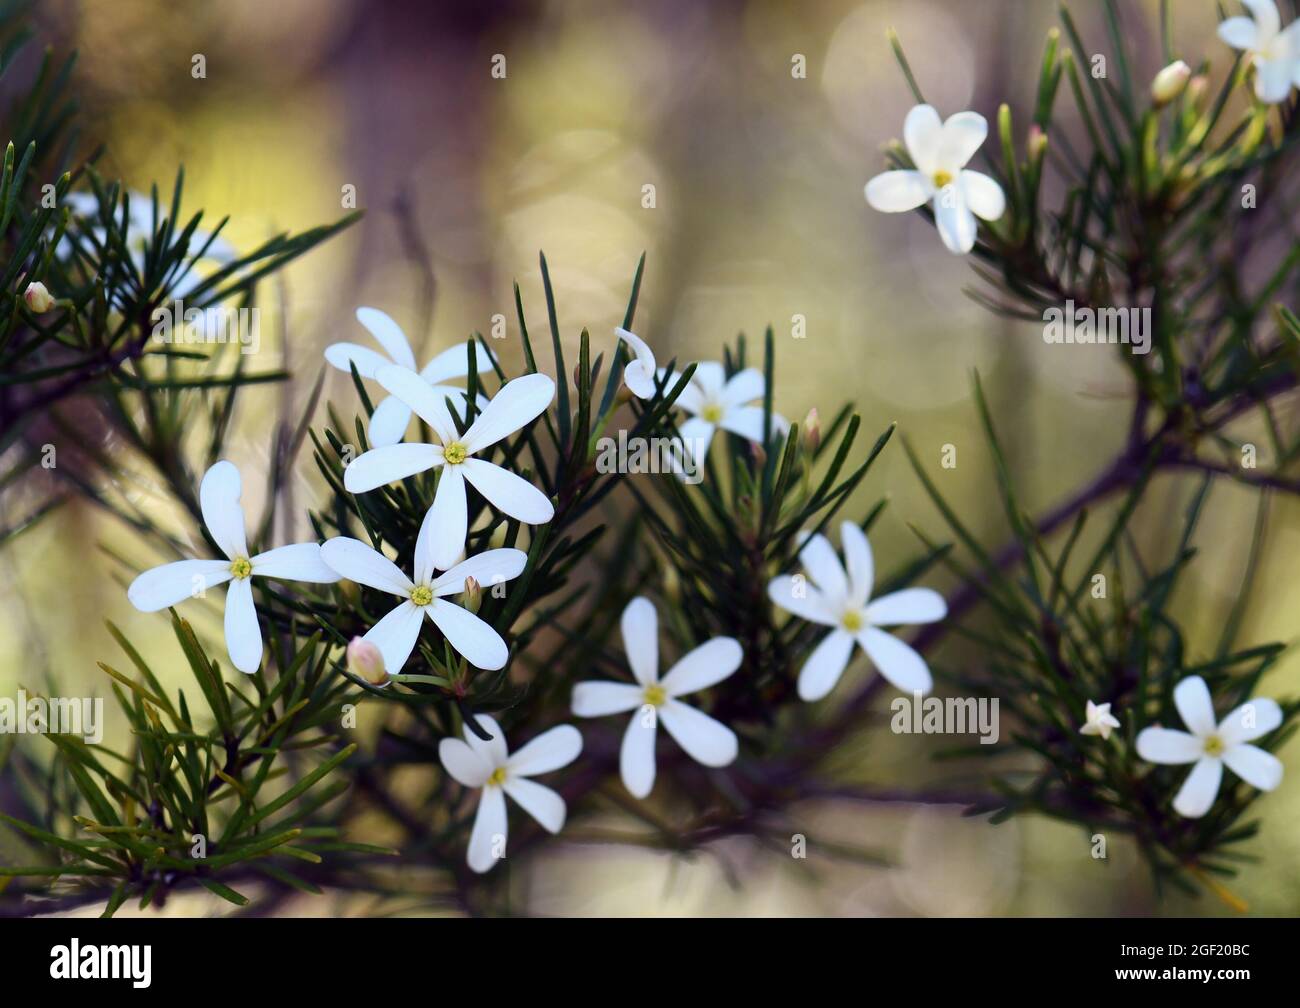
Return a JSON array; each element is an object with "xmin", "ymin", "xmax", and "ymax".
[
  {"xmin": 323, "ymin": 341, "xmax": 393, "ymax": 380},
  {"xmin": 659, "ymin": 699, "xmax": 737, "ymax": 768},
  {"xmin": 412, "ymin": 500, "xmax": 441, "ymax": 585},
  {"xmin": 797, "ymin": 628, "xmax": 855, "ymax": 701},
  {"xmin": 658, "ymin": 364, "xmax": 704, "ymax": 412},
  {"xmin": 1218, "ymin": 698, "xmax": 1283, "ymax": 746},
  {"xmin": 426, "ymin": 599, "xmax": 509, "ymax": 670},
  {"xmin": 320, "ymin": 537, "xmax": 412, "ymax": 595},
  {"xmin": 767, "ymin": 575, "xmax": 838, "ymax": 625},
  {"xmin": 1221, "ymin": 743, "xmax": 1283, "ymax": 792},
  {"xmin": 620, "ymin": 596, "xmax": 658, "ymax": 686},
  {"xmin": 858, "ymin": 627, "xmax": 932, "ymax": 694},
  {"xmin": 367, "ymin": 394, "xmax": 413, "ymax": 447},
  {"xmin": 439, "ymin": 737, "xmax": 492, "ymax": 787},
  {"xmin": 799, "ymin": 532, "xmax": 849, "ymax": 603},
  {"xmin": 363, "ymin": 600, "xmax": 424, "ymax": 674},
  {"xmin": 343, "ymin": 443, "xmax": 442, "ymax": 493},
  {"xmin": 661, "ymin": 637, "xmax": 742, "ymax": 697},
  {"xmin": 960, "ymin": 170, "xmax": 1005, "ymax": 221},
  {"xmin": 840, "ymin": 521, "xmax": 873, "ymax": 605},
  {"xmin": 934, "ymin": 188, "xmax": 977, "ymax": 254},
  {"xmin": 903, "ymin": 103, "xmax": 943, "ymax": 176},
  {"xmin": 676, "ymin": 417, "xmax": 716, "ymax": 467},
  {"xmin": 223, "ymin": 577, "xmax": 262, "ymax": 674},
  {"xmin": 1173, "ymin": 756, "xmax": 1223, "ymax": 818},
  {"xmin": 503, "ymin": 777, "xmax": 567, "ymax": 833},
  {"xmin": 571, "ymin": 680, "xmax": 644, "ymax": 717},
  {"xmin": 465, "ymin": 713, "xmax": 509, "ymax": 766},
  {"xmin": 1174, "ymin": 676, "xmax": 1217, "ymax": 736},
  {"xmin": 866, "ymin": 587, "xmax": 946, "ymax": 626},
  {"xmin": 128, "ymin": 559, "xmax": 233, "ymax": 611},
  {"xmin": 1135, "ymin": 726, "xmax": 1202, "ymax": 764},
  {"xmin": 716, "ymin": 405, "xmax": 766, "ymax": 442},
  {"xmin": 463, "ymin": 372, "xmax": 555, "ymax": 454},
  {"xmin": 374, "ymin": 364, "xmax": 457, "ymax": 442},
  {"xmin": 460, "ymin": 458, "xmax": 554, "ymax": 524},
  {"xmin": 1254, "ymin": 54, "xmax": 1295, "ymax": 103},
  {"xmin": 421, "ymin": 340, "xmax": 490, "ymax": 384},
  {"xmin": 425, "ymin": 465, "xmax": 468, "ymax": 571},
  {"xmin": 200, "ymin": 460, "xmax": 247, "ymax": 559},
  {"xmin": 617, "ymin": 327, "xmax": 658, "ymax": 399},
  {"xmin": 1217, "ymin": 15, "xmax": 1259, "ymax": 50},
  {"xmin": 864, "ymin": 170, "xmax": 931, "ymax": 212},
  {"xmin": 939, "ymin": 110, "xmax": 987, "ymax": 172},
  {"xmin": 251, "ymin": 542, "xmax": 340, "ymax": 583},
  {"xmin": 506, "ymin": 723, "xmax": 582, "ymax": 777},
  {"xmin": 619, "ymin": 707, "xmax": 658, "ymax": 798},
  {"xmin": 430, "ymin": 547, "xmax": 528, "ymax": 597},
  {"xmin": 1244, "ymin": 0, "xmax": 1280, "ymax": 41},
  {"xmin": 467, "ymin": 786, "xmax": 508, "ymax": 873},
  {"xmin": 721, "ymin": 367, "xmax": 765, "ymax": 408},
  {"xmin": 355, "ymin": 306, "xmax": 416, "ymax": 370}
]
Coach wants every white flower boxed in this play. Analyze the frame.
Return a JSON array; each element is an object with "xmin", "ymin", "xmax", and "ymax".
[
  {"xmin": 767, "ymin": 522, "xmax": 946, "ymax": 701},
  {"xmin": 616, "ymin": 326, "xmax": 658, "ymax": 399},
  {"xmin": 320, "ymin": 526, "xmax": 526, "ymax": 674},
  {"xmin": 1080, "ymin": 700, "xmax": 1120, "ymax": 740},
  {"xmin": 439, "ymin": 714, "xmax": 582, "ymax": 873},
  {"xmin": 571, "ymin": 596, "xmax": 741, "ymax": 799},
  {"xmin": 1136, "ymin": 675, "xmax": 1284, "ymax": 818},
  {"xmin": 325, "ymin": 307, "xmax": 492, "ymax": 447},
  {"xmin": 1218, "ymin": 0, "xmax": 1300, "ymax": 104},
  {"xmin": 865, "ymin": 104, "xmax": 1006, "ymax": 255},
  {"xmin": 343, "ymin": 365, "xmax": 555, "ymax": 571},
  {"xmin": 658, "ymin": 361, "xmax": 788, "ymax": 464},
  {"xmin": 127, "ymin": 461, "xmax": 340, "ymax": 673}
]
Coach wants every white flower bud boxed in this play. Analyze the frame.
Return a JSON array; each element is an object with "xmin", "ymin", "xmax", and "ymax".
[
  {"xmin": 24, "ymin": 281, "xmax": 54, "ymax": 313},
  {"xmin": 1151, "ymin": 60, "xmax": 1191, "ymax": 107},
  {"xmin": 347, "ymin": 636, "xmax": 387, "ymax": 686}
]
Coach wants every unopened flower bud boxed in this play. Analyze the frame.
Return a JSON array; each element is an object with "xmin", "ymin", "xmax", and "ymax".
[
  {"xmin": 1151, "ymin": 60, "xmax": 1191, "ymax": 107},
  {"xmin": 1186, "ymin": 74, "xmax": 1209, "ymax": 107},
  {"xmin": 803, "ymin": 407, "xmax": 821, "ymax": 454},
  {"xmin": 24, "ymin": 281, "xmax": 54, "ymax": 313},
  {"xmin": 1026, "ymin": 124, "xmax": 1048, "ymax": 162},
  {"xmin": 749, "ymin": 441, "xmax": 767, "ymax": 467},
  {"xmin": 463, "ymin": 576, "xmax": 482, "ymax": 614},
  {"xmin": 347, "ymin": 636, "xmax": 387, "ymax": 686}
]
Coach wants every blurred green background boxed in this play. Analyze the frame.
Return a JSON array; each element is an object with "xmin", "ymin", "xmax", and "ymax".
[{"xmin": 2, "ymin": 0, "xmax": 1297, "ymax": 915}]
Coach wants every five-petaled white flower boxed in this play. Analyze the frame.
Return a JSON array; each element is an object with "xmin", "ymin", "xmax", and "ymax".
[
  {"xmin": 325, "ymin": 307, "xmax": 492, "ymax": 447},
  {"xmin": 1136, "ymin": 675, "xmax": 1284, "ymax": 818},
  {"xmin": 439, "ymin": 714, "xmax": 582, "ymax": 873},
  {"xmin": 865, "ymin": 103, "xmax": 1006, "ymax": 255},
  {"xmin": 127, "ymin": 461, "xmax": 340, "ymax": 673},
  {"xmin": 768, "ymin": 522, "xmax": 946, "ymax": 701},
  {"xmin": 658, "ymin": 361, "xmax": 788, "ymax": 465},
  {"xmin": 320, "ymin": 524, "xmax": 526, "ymax": 674},
  {"xmin": 1080, "ymin": 700, "xmax": 1121, "ymax": 740},
  {"xmin": 1218, "ymin": 0, "xmax": 1300, "ymax": 104},
  {"xmin": 616, "ymin": 326, "xmax": 658, "ymax": 400},
  {"xmin": 343, "ymin": 365, "xmax": 555, "ymax": 570},
  {"xmin": 571, "ymin": 596, "xmax": 741, "ymax": 799}
]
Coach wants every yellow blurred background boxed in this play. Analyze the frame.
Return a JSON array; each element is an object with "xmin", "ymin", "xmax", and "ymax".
[{"xmin": 2, "ymin": 0, "xmax": 1297, "ymax": 915}]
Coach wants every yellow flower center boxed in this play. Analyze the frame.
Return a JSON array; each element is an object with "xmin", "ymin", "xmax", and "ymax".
[
  {"xmin": 643, "ymin": 684, "xmax": 667, "ymax": 707},
  {"xmin": 410, "ymin": 584, "xmax": 433, "ymax": 607},
  {"xmin": 1203, "ymin": 734, "xmax": 1225, "ymax": 757},
  {"xmin": 229, "ymin": 557, "xmax": 252, "ymax": 579},
  {"xmin": 841, "ymin": 610, "xmax": 863, "ymax": 632},
  {"xmin": 701, "ymin": 403, "xmax": 724, "ymax": 423},
  {"xmin": 443, "ymin": 441, "xmax": 469, "ymax": 465},
  {"xmin": 487, "ymin": 766, "xmax": 508, "ymax": 787},
  {"xmin": 933, "ymin": 170, "xmax": 954, "ymax": 188}
]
